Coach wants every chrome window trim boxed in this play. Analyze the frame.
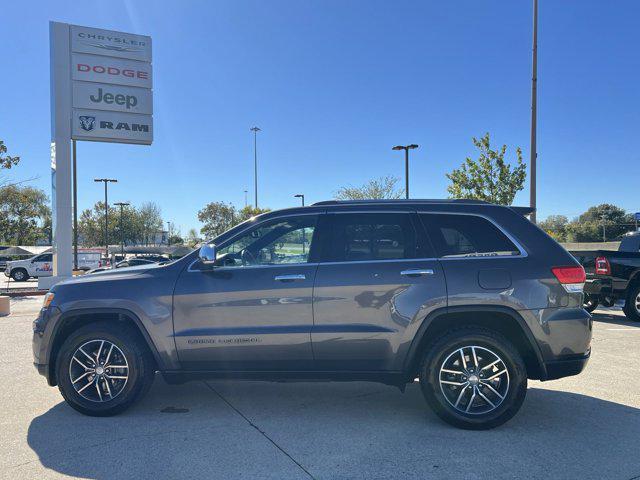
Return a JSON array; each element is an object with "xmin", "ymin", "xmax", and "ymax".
[
  {"xmin": 417, "ymin": 210, "xmax": 529, "ymax": 259},
  {"xmin": 189, "ymin": 212, "xmax": 321, "ymax": 274},
  {"xmin": 188, "ymin": 260, "xmax": 319, "ymax": 273}
]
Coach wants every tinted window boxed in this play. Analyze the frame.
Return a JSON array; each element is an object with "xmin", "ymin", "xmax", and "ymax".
[
  {"xmin": 328, "ymin": 213, "xmax": 417, "ymax": 262},
  {"xmin": 420, "ymin": 214, "xmax": 520, "ymax": 258},
  {"xmin": 35, "ymin": 254, "xmax": 53, "ymax": 262},
  {"xmin": 217, "ymin": 215, "xmax": 317, "ymax": 267}
]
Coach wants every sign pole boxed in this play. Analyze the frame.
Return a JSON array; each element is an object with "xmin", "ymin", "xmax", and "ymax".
[
  {"xmin": 41, "ymin": 22, "xmax": 74, "ymax": 289},
  {"xmin": 72, "ymin": 139, "xmax": 78, "ymax": 271}
]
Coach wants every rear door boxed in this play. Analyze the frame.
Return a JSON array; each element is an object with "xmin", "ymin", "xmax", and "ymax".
[
  {"xmin": 311, "ymin": 211, "xmax": 447, "ymax": 371},
  {"xmin": 31, "ymin": 254, "xmax": 53, "ymax": 277}
]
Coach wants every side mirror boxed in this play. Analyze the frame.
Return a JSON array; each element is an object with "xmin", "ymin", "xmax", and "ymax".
[{"xmin": 199, "ymin": 243, "xmax": 217, "ymax": 265}]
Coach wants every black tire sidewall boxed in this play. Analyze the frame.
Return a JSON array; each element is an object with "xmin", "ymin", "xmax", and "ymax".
[
  {"xmin": 583, "ymin": 295, "xmax": 599, "ymax": 313},
  {"xmin": 420, "ymin": 329, "xmax": 527, "ymax": 430},
  {"xmin": 624, "ymin": 284, "xmax": 640, "ymax": 321},
  {"xmin": 56, "ymin": 323, "xmax": 152, "ymax": 416},
  {"xmin": 11, "ymin": 269, "xmax": 28, "ymax": 281}
]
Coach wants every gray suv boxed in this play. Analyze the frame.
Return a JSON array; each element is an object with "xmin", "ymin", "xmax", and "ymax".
[{"xmin": 33, "ymin": 200, "xmax": 591, "ymax": 429}]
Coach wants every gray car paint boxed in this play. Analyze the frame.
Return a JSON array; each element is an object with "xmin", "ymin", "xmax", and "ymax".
[{"xmin": 33, "ymin": 201, "xmax": 592, "ymax": 386}]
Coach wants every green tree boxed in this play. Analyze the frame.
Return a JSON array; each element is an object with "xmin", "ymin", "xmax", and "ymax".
[
  {"xmin": 0, "ymin": 140, "xmax": 20, "ymax": 171},
  {"xmin": 538, "ymin": 215, "xmax": 569, "ymax": 242},
  {"xmin": 78, "ymin": 202, "xmax": 119, "ymax": 247},
  {"xmin": 446, "ymin": 133, "xmax": 526, "ymax": 205},
  {"xmin": 237, "ymin": 205, "xmax": 271, "ymax": 222},
  {"xmin": 334, "ymin": 175, "xmax": 404, "ymax": 200},
  {"xmin": 0, "ymin": 185, "xmax": 49, "ymax": 245},
  {"xmin": 185, "ymin": 228, "xmax": 200, "ymax": 247},
  {"xmin": 566, "ymin": 204, "xmax": 632, "ymax": 242},
  {"xmin": 198, "ymin": 201, "xmax": 238, "ymax": 239},
  {"xmin": 138, "ymin": 202, "xmax": 163, "ymax": 245}
]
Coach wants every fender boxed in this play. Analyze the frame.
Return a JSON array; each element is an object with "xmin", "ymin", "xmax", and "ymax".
[
  {"xmin": 402, "ymin": 305, "xmax": 547, "ymax": 379},
  {"xmin": 48, "ymin": 307, "xmax": 164, "ymax": 383}
]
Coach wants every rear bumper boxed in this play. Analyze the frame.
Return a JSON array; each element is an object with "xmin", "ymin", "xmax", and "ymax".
[
  {"xmin": 543, "ymin": 351, "xmax": 590, "ymax": 380},
  {"xmin": 584, "ymin": 277, "xmax": 613, "ymax": 296}
]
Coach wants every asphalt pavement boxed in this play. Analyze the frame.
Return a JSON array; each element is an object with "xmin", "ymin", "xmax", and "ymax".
[{"xmin": 1, "ymin": 296, "xmax": 639, "ymax": 479}]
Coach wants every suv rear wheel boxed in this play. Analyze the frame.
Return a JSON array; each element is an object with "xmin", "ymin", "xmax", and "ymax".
[
  {"xmin": 56, "ymin": 322, "xmax": 155, "ymax": 416},
  {"xmin": 419, "ymin": 327, "xmax": 527, "ymax": 430}
]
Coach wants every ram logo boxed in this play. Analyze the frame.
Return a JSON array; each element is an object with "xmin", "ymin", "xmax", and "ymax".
[{"xmin": 78, "ymin": 116, "xmax": 96, "ymax": 131}]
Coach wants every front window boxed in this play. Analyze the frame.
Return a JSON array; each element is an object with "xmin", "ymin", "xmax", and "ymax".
[{"xmin": 216, "ymin": 215, "xmax": 317, "ymax": 267}]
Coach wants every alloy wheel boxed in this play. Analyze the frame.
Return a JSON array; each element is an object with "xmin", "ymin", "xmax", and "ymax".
[
  {"xmin": 635, "ymin": 292, "xmax": 640, "ymax": 314},
  {"xmin": 439, "ymin": 345, "xmax": 510, "ymax": 415},
  {"xmin": 69, "ymin": 339, "xmax": 129, "ymax": 402}
]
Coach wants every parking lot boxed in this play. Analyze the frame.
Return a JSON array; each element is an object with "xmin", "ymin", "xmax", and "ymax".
[{"xmin": 1, "ymin": 296, "xmax": 639, "ymax": 480}]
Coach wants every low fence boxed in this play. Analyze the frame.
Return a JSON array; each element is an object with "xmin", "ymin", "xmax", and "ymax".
[{"xmin": 561, "ymin": 241, "xmax": 620, "ymax": 251}]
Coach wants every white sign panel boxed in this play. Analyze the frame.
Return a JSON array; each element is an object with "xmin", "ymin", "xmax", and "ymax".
[
  {"xmin": 72, "ymin": 109, "xmax": 153, "ymax": 145},
  {"xmin": 72, "ymin": 53, "xmax": 152, "ymax": 88},
  {"xmin": 73, "ymin": 82, "xmax": 153, "ymax": 114},
  {"xmin": 71, "ymin": 25, "xmax": 152, "ymax": 62}
]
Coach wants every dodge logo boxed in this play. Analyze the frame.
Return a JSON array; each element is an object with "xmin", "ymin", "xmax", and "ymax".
[{"xmin": 79, "ymin": 116, "xmax": 95, "ymax": 131}]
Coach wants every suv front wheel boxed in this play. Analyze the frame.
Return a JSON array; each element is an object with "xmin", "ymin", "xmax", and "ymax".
[
  {"xmin": 56, "ymin": 322, "xmax": 155, "ymax": 416},
  {"xmin": 419, "ymin": 327, "xmax": 527, "ymax": 430}
]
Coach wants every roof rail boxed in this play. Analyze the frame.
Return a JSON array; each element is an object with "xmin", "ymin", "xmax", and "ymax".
[{"xmin": 311, "ymin": 199, "xmax": 490, "ymax": 206}]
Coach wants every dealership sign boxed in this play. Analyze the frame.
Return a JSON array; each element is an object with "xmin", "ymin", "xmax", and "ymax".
[
  {"xmin": 52, "ymin": 23, "xmax": 154, "ymax": 145},
  {"xmin": 46, "ymin": 22, "xmax": 153, "ymax": 285}
]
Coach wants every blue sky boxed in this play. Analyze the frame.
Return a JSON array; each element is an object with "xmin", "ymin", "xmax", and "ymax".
[{"xmin": 2, "ymin": 0, "xmax": 639, "ymax": 235}]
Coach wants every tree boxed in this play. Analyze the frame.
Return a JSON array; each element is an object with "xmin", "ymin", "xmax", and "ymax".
[
  {"xmin": 334, "ymin": 175, "xmax": 404, "ymax": 200},
  {"xmin": 0, "ymin": 140, "xmax": 20, "ymax": 171},
  {"xmin": 237, "ymin": 205, "xmax": 271, "ymax": 222},
  {"xmin": 185, "ymin": 228, "xmax": 201, "ymax": 247},
  {"xmin": 446, "ymin": 133, "xmax": 526, "ymax": 205},
  {"xmin": 565, "ymin": 204, "xmax": 632, "ymax": 242},
  {"xmin": 0, "ymin": 185, "xmax": 50, "ymax": 245},
  {"xmin": 198, "ymin": 202, "xmax": 238, "ymax": 239},
  {"xmin": 78, "ymin": 202, "xmax": 119, "ymax": 247},
  {"xmin": 538, "ymin": 215, "xmax": 569, "ymax": 242},
  {"xmin": 138, "ymin": 202, "xmax": 163, "ymax": 245}
]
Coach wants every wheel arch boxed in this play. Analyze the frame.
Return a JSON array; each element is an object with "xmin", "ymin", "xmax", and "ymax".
[
  {"xmin": 403, "ymin": 305, "xmax": 547, "ymax": 381},
  {"xmin": 47, "ymin": 307, "xmax": 162, "ymax": 386}
]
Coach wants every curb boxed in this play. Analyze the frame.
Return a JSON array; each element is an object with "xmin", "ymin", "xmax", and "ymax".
[{"xmin": 2, "ymin": 290, "xmax": 47, "ymax": 298}]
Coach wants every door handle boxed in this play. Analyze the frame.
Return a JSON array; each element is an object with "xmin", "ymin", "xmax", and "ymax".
[
  {"xmin": 400, "ymin": 269, "xmax": 435, "ymax": 277},
  {"xmin": 274, "ymin": 274, "xmax": 306, "ymax": 282}
]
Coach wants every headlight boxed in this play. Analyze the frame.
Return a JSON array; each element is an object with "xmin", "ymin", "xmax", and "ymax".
[{"xmin": 42, "ymin": 292, "xmax": 55, "ymax": 309}]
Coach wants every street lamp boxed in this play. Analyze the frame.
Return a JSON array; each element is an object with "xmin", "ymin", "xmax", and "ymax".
[
  {"xmin": 392, "ymin": 144, "xmax": 419, "ymax": 199},
  {"xmin": 294, "ymin": 194, "xmax": 305, "ymax": 206},
  {"xmin": 250, "ymin": 126, "xmax": 261, "ymax": 208},
  {"xmin": 244, "ymin": 189, "xmax": 248, "ymax": 208},
  {"xmin": 94, "ymin": 178, "xmax": 117, "ymax": 259},
  {"xmin": 167, "ymin": 221, "xmax": 172, "ymax": 246},
  {"xmin": 114, "ymin": 202, "xmax": 130, "ymax": 257}
]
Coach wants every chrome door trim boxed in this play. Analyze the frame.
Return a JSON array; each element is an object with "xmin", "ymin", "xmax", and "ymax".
[
  {"xmin": 274, "ymin": 274, "xmax": 306, "ymax": 282},
  {"xmin": 400, "ymin": 269, "xmax": 435, "ymax": 276}
]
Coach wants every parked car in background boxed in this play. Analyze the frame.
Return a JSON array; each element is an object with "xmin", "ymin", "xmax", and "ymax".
[
  {"xmin": 0, "ymin": 256, "xmax": 10, "ymax": 272},
  {"xmin": 87, "ymin": 256, "xmax": 166, "ymax": 274},
  {"xmin": 33, "ymin": 200, "xmax": 591, "ymax": 429},
  {"xmin": 570, "ymin": 231, "xmax": 640, "ymax": 320},
  {"xmin": 4, "ymin": 253, "xmax": 53, "ymax": 281}
]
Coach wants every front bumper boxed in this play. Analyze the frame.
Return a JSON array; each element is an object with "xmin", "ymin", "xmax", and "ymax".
[{"xmin": 32, "ymin": 305, "xmax": 61, "ymax": 386}]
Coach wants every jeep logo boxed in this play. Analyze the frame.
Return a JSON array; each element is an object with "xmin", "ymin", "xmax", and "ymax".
[
  {"xmin": 90, "ymin": 88, "xmax": 137, "ymax": 109},
  {"xmin": 99, "ymin": 121, "xmax": 149, "ymax": 132}
]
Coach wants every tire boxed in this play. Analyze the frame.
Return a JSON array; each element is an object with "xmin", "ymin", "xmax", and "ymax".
[
  {"xmin": 419, "ymin": 326, "xmax": 527, "ymax": 430},
  {"xmin": 583, "ymin": 294, "xmax": 599, "ymax": 313},
  {"xmin": 623, "ymin": 283, "xmax": 640, "ymax": 322},
  {"xmin": 56, "ymin": 321, "xmax": 155, "ymax": 416},
  {"xmin": 10, "ymin": 268, "xmax": 29, "ymax": 282}
]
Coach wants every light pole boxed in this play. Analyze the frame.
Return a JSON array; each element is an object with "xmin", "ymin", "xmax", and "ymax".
[
  {"xmin": 294, "ymin": 194, "xmax": 305, "ymax": 206},
  {"xmin": 167, "ymin": 221, "xmax": 172, "ymax": 246},
  {"xmin": 114, "ymin": 202, "xmax": 129, "ymax": 257},
  {"xmin": 94, "ymin": 178, "xmax": 117, "ymax": 260},
  {"xmin": 530, "ymin": 0, "xmax": 538, "ymax": 223},
  {"xmin": 244, "ymin": 190, "xmax": 248, "ymax": 208},
  {"xmin": 294, "ymin": 194, "xmax": 306, "ymax": 254},
  {"xmin": 72, "ymin": 140, "xmax": 78, "ymax": 271},
  {"xmin": 250, "ymin": 126, "xmax": 261, "ymax": 208},
  {"xmin": 392, "ymin": 144, "xmax": 419, "ymax": 199}
]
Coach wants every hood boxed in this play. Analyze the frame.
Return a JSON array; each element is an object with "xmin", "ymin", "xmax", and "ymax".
[{"xmin": 56, "ymin": 263, "xmax": 161, "ymax": 286}]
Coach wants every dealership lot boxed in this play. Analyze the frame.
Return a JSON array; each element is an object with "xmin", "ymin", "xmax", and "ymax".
[{"xmin": 1, "ymin": 296, "xmax": 639, "ymax": 480}]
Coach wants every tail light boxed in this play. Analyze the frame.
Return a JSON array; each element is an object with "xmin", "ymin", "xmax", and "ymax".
[
  {"xmin": 595, "ymin": 256, "xmax": 610, "ymax": 275},
  {"xmin": 552, "ymin": 266, "xmax": 586, "ymax": 293}
]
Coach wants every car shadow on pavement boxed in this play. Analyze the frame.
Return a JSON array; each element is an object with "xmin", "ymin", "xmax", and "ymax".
[
  {"xmin": 23, "ymin": 380, "xmax": 640, "ymax": 479},
  {"xmin": 591, "ymin": 311, "xmax": 640, "ymax": 327}
]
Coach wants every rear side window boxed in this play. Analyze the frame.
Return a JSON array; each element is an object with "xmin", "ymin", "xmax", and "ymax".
[
  {"xmin": 328, "ymin": 213, "xmax": 418, "ymax": 262},
  {"xmin": 420, "ymin": 214, "xmax": 520, "ymax": 258}
]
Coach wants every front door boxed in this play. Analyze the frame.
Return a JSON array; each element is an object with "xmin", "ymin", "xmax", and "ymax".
[
  {"xmin": 312, "ymin": 212, "xmax": 447, "ymax": 371},
  {"xmin": 173, "ymin": 214, "xmax": 320, "ymax": 371},
  {"xmin": 32, "ymin": 254, "xmax": 53, "ymax": 277}
]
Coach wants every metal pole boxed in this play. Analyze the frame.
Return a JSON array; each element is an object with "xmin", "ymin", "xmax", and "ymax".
[
  {"xmin": 251, "ymin": 127, "xmax": 261, "ymax": 209},
  {"xmin": 167, "ymin": 221, "xmax": 171, "ymax": 246},
  {"xmin": 72, "ymin": 140, "xmax": 78, "ymax": 271},
  {"xmin": 529, "ymin": 0, "xmax": 538, "ymax": 223},
  {"xmin": 104, "ymin": 182, "xmax": 108, "ymax": 259},
  {"xmin": 119, "ymin": 206, "xmax": 124, "ymax": 255},
  {"xmin": 405, "ymin": 148, "xmax": 409, "ymax": 199},
  {"xmin": 244, "ymin": 190, "xmax": 248, "ymax": 208}
]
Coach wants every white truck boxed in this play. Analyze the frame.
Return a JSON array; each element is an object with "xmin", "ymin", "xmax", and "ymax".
[{"xmin": 4, "ymin": 251, "xmax": 103, "ymax": 281}]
